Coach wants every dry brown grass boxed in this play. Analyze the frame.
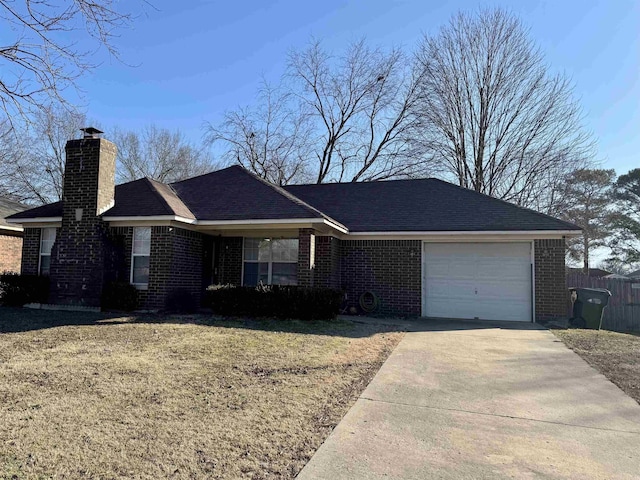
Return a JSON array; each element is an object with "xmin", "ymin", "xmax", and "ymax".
[
  {"xmin": 553, "ymin": 328, "xmax": 640, "ymax": 404},
  {"xmin": 0, "ymin": 308, "xmax": 403, "ymax": 479}
]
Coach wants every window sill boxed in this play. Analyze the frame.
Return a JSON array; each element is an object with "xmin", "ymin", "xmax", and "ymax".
[{"xmin": 132, "ymin": 284, "xmax": 148, "ymax": 291}]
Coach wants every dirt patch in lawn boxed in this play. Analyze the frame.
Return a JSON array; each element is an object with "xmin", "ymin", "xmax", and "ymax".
[
  {"xmin": 0, "ymin": 308, "xmax": 403, "ymax": 479},
  {"xmin": 553, "ymin": 329, "xmax": 640, "ymax": 404}
]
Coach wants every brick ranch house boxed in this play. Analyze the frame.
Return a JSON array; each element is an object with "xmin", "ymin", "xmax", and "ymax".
[
  {"xmin": 0, "ymin": 197, "xmax": 27, "ymax": 273},
  {"xmin": 6, "ymin": 129, "xmax": 581, "ymax": 322}
]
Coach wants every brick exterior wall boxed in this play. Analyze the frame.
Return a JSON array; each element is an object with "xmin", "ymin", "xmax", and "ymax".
[
  {"xmin": 314, "ymin": 235, "xmax": 341, "ymax": 289},
  {"xmin": 0, "ymin": 232, "xmax": 23, "ymax": 273},
  {"xmin": 144, "ymin": 227, "xmax": 203, "ymax": 309},
  {"xmin": 218, "ymin": 237, "xmax": 242, "ymax": 285},
  {"xmin": 297, "ymin": 228, "xmax": 315, "ymax": 287},
  {"xmin": 49, "ymin": 138, "xmax": 117, "ymax": 306},
  {"xmin": 340, "ymin": 239, "xmax": 422, "ymax": 317},
  {"xmin": 105, "ymin": 226, "xmax": 205, "ymax": 310},
  {"xmin": 535, "ymin": 238, "xmax": 568, "ymax": 322}
]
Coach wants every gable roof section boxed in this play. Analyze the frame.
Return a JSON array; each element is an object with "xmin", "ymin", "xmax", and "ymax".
[
  {"xmin": 0, "ymin": 197, "xmax": 29, "ymax": 230},
  {"xmin": 103, "ymin": 178, "xmax": 195, "ymax": 219},
  {"xmin": 7, "ymin": 178, "xmax": 195, "ymax": 221},
  {"xmin": 169, "ymin": 166, "xmax": 332, "ymax": 222},
  {"xmin": 285, "ymin": 178, "xmax": 581, "ymax": 233}
]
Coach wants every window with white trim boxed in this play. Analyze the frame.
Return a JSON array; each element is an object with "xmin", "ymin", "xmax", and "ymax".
[
  {"xmin": 243, "ymin": 238, "xmax": 298, "ymax": 286},
  {"xmin": 39, "ymin": 227, "xmax": 56, "ymax": 276},
  {"xmin": 131, "ymin": 227, "xmax": 151, "ymax": 287}
]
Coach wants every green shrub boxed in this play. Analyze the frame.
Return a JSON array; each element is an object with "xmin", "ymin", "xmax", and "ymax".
[
  {"xmin": 0, "ymin": 273, "xmax": 50, "ymax": 306},
  {"xmin": 206, "ymin": 285, "xmax": 342, "ymax": 320},
  {"xmin": 101, "ymin": 281, "xmax": 138, "ymax": 312}
]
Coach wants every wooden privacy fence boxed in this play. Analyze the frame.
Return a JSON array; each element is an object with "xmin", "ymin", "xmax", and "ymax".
[{"xmin": 567, "ymin": 273, "xmax": 640, "ymax": 332}]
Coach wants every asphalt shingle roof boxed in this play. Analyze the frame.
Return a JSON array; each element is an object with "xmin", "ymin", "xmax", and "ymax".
[
  {"xmin": 169, "ymin": 166, "xmax": 328, "ymax": 221},
  {"xmin": 103, "ymin": 178, "xmax": 195, "ymax": 219},
  {"xmin": 7, "ymin": 166, "xmax": 579, "ymax": 233},
  {"xmin": 284, "ymin": 178, "xmax": 580, "ymax": 232}
]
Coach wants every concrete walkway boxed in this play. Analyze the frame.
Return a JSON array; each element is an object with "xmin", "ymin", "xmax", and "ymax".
[{"xmin": 297, "ymin": 321, "xmax": 640, "ymax": 479}]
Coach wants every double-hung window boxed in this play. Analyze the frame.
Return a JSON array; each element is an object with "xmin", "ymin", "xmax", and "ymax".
[
  {"xmin": 131, "ymin": 227, "xmax": 151, "ymax": 288},
  {"xmin": 39, "ymin": 227, "xmax": 56, "ymax": 276},
  {"xmin": 243, "ymin": 238, "xmax": 298, "ymax": 286}
]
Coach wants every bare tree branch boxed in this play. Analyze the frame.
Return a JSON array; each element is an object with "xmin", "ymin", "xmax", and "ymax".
[
  {"xmin": 289, "ymin": 39, "xmax": 428, "ymax": 183},
  {"xmin": 0, "ymin": 1, "xmax": 145, "ymax": 125},
  {"xmin": 112, "ymin": 124, "xmax": 219, "ymax": 184},
  {"xmin": 415, "ymin": 8, "xmax": 595, "ymax": 210},
  {"xmin": 205, "ymin": 80, "xmax": 313, "ymax": 185}
]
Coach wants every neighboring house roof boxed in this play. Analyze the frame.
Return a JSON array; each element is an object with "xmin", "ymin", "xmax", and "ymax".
[
  {"xmin": 7, "ymin": 166, "xmax": 581, "ymax": 233},
  {"xmin": 285, "ymin": 178, "xmax": 580, "ymax": 232},
  {"xmin": 0, "ymin": 197, "xmax": 28, "ymax": 231},
  {"xmin": 627, "ymin": 269, "xmax": 640, "ymax": 279},
  {"xmin": 567, "ymin": 267, "xmax": 612, "ymax": 278},
  {"xmin": 603, "ymin": 273, "xmax": 630, "ymax": 279}
]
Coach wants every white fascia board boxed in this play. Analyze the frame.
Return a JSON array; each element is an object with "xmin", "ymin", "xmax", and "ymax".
[
  {"xmin": 197, "ymin": 217, "xmax": 348, "ymax": 232},
  {"xmin": 0, "ymin": 224, "xmax": 23, "ymax": 232},
  {"xmin": 102, "ymin": 215, "xmax": 197, "ymax": 224},
  {"xmin": 197, "ymin": 218, "xmax": 322, "ymax": 226},
  {"xmin": 102, "ymin": 215, "xmax": 349, "ymax": 234},
  {"xmin": 6, "ymin": 217, "xmax": 62, "ymax": 224},
  {"xmin": 346, "ymin": 230, "xmax": 581, "ymax": 240},
  {"xmin": 322, "ymin": 218, "xmax": 349, "ymax": 234}
]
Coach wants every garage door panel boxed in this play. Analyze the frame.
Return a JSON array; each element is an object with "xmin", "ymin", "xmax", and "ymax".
[{"xmin": 423, "ymin": 242, "xmax": 532, "ymax": 322}]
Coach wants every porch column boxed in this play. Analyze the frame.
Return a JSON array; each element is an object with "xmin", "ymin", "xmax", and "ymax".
[{"xmin": 297, "ymin": 228, "xmax": 316, "ymax": 287}]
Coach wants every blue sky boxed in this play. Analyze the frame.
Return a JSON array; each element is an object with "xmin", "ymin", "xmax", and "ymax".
[{"xmin": 78, "ymin": 0, "xmax": 639, "ymax": 175}]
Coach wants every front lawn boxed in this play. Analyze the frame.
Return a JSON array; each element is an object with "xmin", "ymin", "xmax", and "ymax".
[
  {"xmin": 553, "ymin": 328, "xmax": 640, "ymax": 404},
  {"xmin": 0, "ymin": 308, "xmax": 403, "ymax": 479}
]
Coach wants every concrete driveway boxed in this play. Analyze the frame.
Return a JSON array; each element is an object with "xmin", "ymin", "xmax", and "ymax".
[{"xmin": 297, "ymin": 320, "xmax": 640, "ymax": 479}]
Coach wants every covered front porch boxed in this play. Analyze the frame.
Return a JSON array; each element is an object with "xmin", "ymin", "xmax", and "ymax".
[{"xmin": 201, "ymin": 226, "xmax": 332, "ymax": 290}]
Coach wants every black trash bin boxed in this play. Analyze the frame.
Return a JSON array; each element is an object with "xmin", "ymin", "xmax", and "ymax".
[{"xmin": 569, "ymin": 287, "xmax": 611, "ymax": 329}]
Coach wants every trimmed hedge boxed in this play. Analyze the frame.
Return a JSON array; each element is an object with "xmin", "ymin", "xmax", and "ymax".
[
  {"xmin": 206, "ymin": 285, "xmax": 342, "ymax": 320},
  {"xmin": 0, "ymin": 273, "xmax": 50, "ymax": 306},
  {"xmin": 101, "ymin": 281, "xmax": 138, "ymax": 312}
]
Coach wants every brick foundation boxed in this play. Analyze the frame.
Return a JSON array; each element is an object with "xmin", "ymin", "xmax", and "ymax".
[{"xmin": 0, "ymin": 232, "xmax": 23, "ymax": 273}]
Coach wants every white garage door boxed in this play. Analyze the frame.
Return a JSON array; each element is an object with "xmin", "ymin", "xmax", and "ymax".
[{"xmin": 422, "ymin": 242, "xmax": 532, "ymax": 322}]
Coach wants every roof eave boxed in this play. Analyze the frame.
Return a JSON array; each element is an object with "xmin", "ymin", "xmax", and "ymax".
[{"xmin": 6, "ymin": 216, "xmax": 62, "ymax": 224}]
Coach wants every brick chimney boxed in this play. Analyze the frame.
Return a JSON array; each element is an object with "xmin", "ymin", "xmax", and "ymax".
[{"xmin": 49, "ymin": 128, "xmax": 117, "ymax": 306}]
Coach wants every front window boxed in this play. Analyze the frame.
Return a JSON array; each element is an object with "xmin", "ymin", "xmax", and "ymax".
[
  {"xmin": 131, "ymin": 227, "xmax": 151, "ymax": 287},
  {"xmin": 39, "ymin": 227, "xmax": 56, "ymax": 276},
  {"xmin": 243, "ymin": 238, "xmax": 298, "ymax": 286}
]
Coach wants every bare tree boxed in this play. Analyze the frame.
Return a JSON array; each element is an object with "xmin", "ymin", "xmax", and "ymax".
[
  {"xmin": 289, "ymin": 39, "xmax": 426, "ymax": 183},
  {"xmin": 206, "ymin": 81, "xmax": 312, "ymax": 185},
  {"xmin": 415, "ymin": 8, "xmax": 594, "ymax": 209},
  {"xmin": 0, "ymin": 1, "xmax": 144, "ymax": 126},
  {"xmin": 112, "ymin": 124, "xmax": 217, "ymax": 184},
  {"xmin": 207, "ymin": 39, "xmax": 427, "ymax": 185},
  {"xmin": 0, "ymin": 106, "xmax": 85, "ymax": 204}
]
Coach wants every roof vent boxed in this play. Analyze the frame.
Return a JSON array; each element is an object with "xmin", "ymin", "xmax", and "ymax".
[{"xmin": 80, "ymin": 127, "xmax": 103, "ymax": 139}]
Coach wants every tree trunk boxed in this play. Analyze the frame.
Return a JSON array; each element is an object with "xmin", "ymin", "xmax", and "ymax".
[{"xmin": 583, "ymin": 235, "xmax": 590, "ymax": 274}]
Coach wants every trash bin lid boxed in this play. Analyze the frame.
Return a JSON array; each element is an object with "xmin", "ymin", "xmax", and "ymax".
[{"xmin": 568, "ymin": 287, "xmax": 610, "ymax": 294}]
